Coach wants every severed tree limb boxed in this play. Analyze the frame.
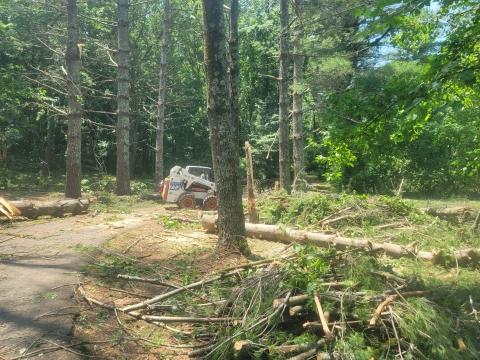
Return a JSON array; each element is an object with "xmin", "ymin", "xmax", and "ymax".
[
  {"xmin": 321, "ymin": 281, "xmax": 345, "ymax": 287},
  {"xmin": 77, "ymin": 286, "xmax": 115, "ymax": 309},
  {"xmin": 322, "ymin": 214, "xmax": 357, "ymax": 226},
  {"xmin": 138, "ymin": 314, "xmax": 240, "ymax": 323},
  {"xmin": 318, "ymin": 207, "xmax": 352, "ymax": 225},
  {"xmin": 220, "ymin": 253, "xmax": 297, "ymax": 273},
  {"xmin": 317, "ymin": 352, "xmax": 342, "ymax": 360},
  {"xmin": 121, "ymin": 269, "xmax": 242, "ymax": 312},
  {"xmin": 188, "ymin": 343, "xmax": 217, "ymax": 358},
  {"xmin": 469, "ymin": 295, "xmax": 480, "ymax": 337},
  {"xmin": 472, "ymin": 210, "xmax": 480, "ymax": 232},
  {"xmin": 375, "ymin": 221, "xmax": 406, "ymax": 230},
  {"xmin": 421, "ymin": 206, "xmax": 473, "ymax": 217},
  {"xmin": 287, "ymin": 348, "xmax": 317, "ymax": 360},
  {"xmin": 289, "ymin": 305, "xmax": 304, "ymax": 316},
  {"xmin": 203, "ymin": 290, "xmax": 294, "ymax": 359},
  {"xmin": 271, "ymin": 339, "xmax": 325, "ymax": 356},
  {"xmin": 369, "ymin": 291, "xmax": 431, "ymax": 327},
  {"xmin": 123, "ymin": 237, "xmax": 145, "ymax": 253},
  {"xmin": 313, "ymin": 290, "xmax": 334, "ymax": 343},
  {"xmin": 369, "ymin": 295, "xmax": 396, "ymax": 327},
  {"xmin": 233, "ymin": 340, "xmax": 266, "ymax": 358},
  {"xmin": 117, "ymin": 274, "xmax": 180, "ymax": 288},
  {"xmin": 371, "ymin": 270, "xmax": 407, "ymax": 285},
  {"xmin": 303, "ymin": 320, "xmax": 362, "ymax": 329},
  {"xmin": 389, "ymin": 305, "xmax": 404, "ymax": 360},
  {"xmin": 273, "ymin": 294, "xmax": 309, "ymax": 308}
]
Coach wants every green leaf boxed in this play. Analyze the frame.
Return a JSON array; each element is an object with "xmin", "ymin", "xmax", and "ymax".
[{"xmin": 306, "ymin": 282, "xmax": 316, "ymax": 293}]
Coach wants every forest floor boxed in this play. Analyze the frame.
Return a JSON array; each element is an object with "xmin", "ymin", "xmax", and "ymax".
[{"xmin": 1, "ymin": 181, "xmax": 480, "ymax": 360}]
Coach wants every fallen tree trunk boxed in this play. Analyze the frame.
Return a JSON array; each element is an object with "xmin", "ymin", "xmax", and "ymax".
[
  {"xmin": 202, "ymin": 215, "xmax": 370, "ymax": 250},
  {"xmin": 5, "ymin": 199, "xmax": 90, "ymax": 219},
  {"xmin": 420, "ymin": 206, "xmax": 473, "ymax": 217},
  {"xmin": 202, "ymin": 215, "xmax": 479, "ymax": 265}
]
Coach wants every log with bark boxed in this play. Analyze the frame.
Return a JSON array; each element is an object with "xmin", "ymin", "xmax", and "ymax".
[
  {"xmin": 202, "ymin": 215, "xmax": 480, "ymax": 265},
  {"xmin": 420, "ymin": 206, "xmax": 473, "ymax": 218},
  {"xmin": 269, "ymin": 339, "xmax": 325, "ymax": 356},
  {"xmin": 1, "ymin": 198, "xmax": 90, "ymax": 219},
  {"xmin": 202, "ymin": 215, "xmax": 370, "ymax": 250}
]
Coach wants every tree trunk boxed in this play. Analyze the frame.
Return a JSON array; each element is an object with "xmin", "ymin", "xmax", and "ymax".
[
  {"xmin": 201, "ymin": 215, "xmax": 479, "ymax": 265},
  {"xmin": 129, "ymin": 47, "xmax": 138, "ymax": 180},
  {"xmin": 5, "ymin": 199, "xmax": 89, "ymax": 219},
  {"xmin": 278, "ymin": 0, "xmax": 291, "ymax": 194},
  {"xmin": 43, "ymin": 115, "xmax": 54, "ymax": 177},
  {"xmin": 202, "ymin": 0, "xmax": 248, "ymax": 254},
  {"xmin": 292, "ymin": 1, "xmax": 307, "ymax": 192},
  {"xmin": 65, "ymin": 0, "xmax": 82, "ymax": 199},
  {"xmin": 229, "ymin": 0, "xmax": 240, "ymax": 144},
  {"xmin": 116, "ymin": 0, "xmax": 131, "ymax": 195},
  {"xmin": 155, "ymin": 0, "xmax": 169, "ymax": 188},
  {"xmin": 245, "ymin": 141, "xmax": 259, "ymax": 223}
]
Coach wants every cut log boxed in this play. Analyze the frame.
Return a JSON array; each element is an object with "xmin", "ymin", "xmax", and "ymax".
[
  {"xmin": 202, "ymin": 215, "xmax": 370, "ymax": 250},
  {"xmin": 234, "ymin": 340, "xmax": 255, "ymax": 359},
  {"xmin": 273, "ymin": 294, "xmax": 309, "ymax": 308},
  {"xmin": 421, "ymin": 206, "xmax": 473, "ymax": 217},
  {"xmin": 454, "ymin": 248, "xmax": 479, "ymax": 264},
  {"xmin": 418, "ymin": 249, "xmax": 445, "ymax": 265},
  {"xmin": 289, "ymin": 305, "xmax": 304, "ymax": 316},
  {"xmin": 271, "ymin": 339, "xmax": 325, "ymax": 356},
  {"xmin": 202, "ymin": 216, "xmax": 480, "ymax": 265},
  {"xmin": 6, "ymin": 199, "xmax": 89, "ymax": 219}
]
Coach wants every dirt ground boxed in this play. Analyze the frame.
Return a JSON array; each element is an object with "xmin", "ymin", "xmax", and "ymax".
[{"xmin": 0, "ymin": 194, "xmax": 285, "ymax": 360}]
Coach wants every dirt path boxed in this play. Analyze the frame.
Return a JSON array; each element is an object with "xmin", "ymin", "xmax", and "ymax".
[{"xmin": 0, "ymin": 208, "xmax": 160, "ymax": 360}]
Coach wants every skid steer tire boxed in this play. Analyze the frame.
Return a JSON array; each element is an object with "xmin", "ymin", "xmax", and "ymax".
[
  {"xmin": 203, "ymin": 195, "xmax": 218, "ymax": 211},
  {"xmin": 178, "ymin": 194, "xmax": 195, "ymax": 209}
]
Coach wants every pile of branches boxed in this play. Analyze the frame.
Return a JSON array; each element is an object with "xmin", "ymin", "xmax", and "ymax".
[{"xmin": 77, "ymin": 245, "xmax": 480, "ymax": 359}]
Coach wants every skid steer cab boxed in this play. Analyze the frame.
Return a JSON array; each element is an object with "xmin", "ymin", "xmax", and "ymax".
[{"xmin": 159, "ymin": 166, "xmax": 218, "ymax": 211}]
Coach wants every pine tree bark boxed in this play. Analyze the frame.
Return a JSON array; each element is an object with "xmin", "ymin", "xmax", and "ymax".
[
  {"xmin": 279, "ymin": 0, "xmax": 291, "ymax": 194},
  {"xmin": 155, "ymin": 0, "xmax": 169, "ymax": 188},
  {"xmin": 43, "ymin": 114, "xmax": 54, "ymax": 177},
  {"xmin": 129, "ymin": 50, "xmax": 137, "ymax": 180},
  {"xmin": 116, "ymin": 0, "xmax": 131, "ymax": 195},
  {"xmin": 202, "ymin": 0, "xmax": 248, "ymax": 254},
  {"xmin": 65, "ymin": 0, "xmax": 82, "ymax": 199},
  {"xmin": 229, "ymin": 0, "xmax": 240, "ymax": 141},
  {"xmin": 292, "ymin": 1, "xmax": 307, "ymax": 192}
]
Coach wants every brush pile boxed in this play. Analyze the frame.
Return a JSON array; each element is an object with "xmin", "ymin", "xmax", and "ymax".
[{"xmin": 77, "ymin": 244, "xmax": 480, "ymax": 360}]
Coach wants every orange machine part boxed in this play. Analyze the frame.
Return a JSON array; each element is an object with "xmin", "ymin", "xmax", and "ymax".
[
  {"xmin": 162, "ymin": 178, "xmax": 170, "ymax": 200},
  {"xmin": 191, "ymin": 187, "xmax": 206, "ymax": 192}
]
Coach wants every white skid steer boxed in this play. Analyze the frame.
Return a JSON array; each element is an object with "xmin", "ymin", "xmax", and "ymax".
[{"xmin": 159, "ymin": 166, "xmax": 218, "ymax": 210}]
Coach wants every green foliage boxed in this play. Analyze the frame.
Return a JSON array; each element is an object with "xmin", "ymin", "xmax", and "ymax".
[
  {"xmin": 157, "ymin": 214, "xmax": 180, "ymax": 229},
  {"xmin": 281, "ymin": 245, "xmax": 330, "ymax": 291},
  {"xmin": 380, "ymin": 196, "xmax": 416, "ymax": 216},
  {"xmin": 256, "ymin": 192, "xmax": 369, "ymax": 227}
]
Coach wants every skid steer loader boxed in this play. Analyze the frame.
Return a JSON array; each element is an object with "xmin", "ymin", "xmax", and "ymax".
[{"xmin": 159, "ymin": 166, "xmax": 218, "ymax": 210}]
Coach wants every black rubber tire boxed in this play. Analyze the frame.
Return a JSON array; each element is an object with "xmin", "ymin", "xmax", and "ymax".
[
  {"xmin": 203, "ymin": 195, "xmax": 218, "ymax": 211},
  {"xmin": 178, "ymin": 194, "xmax": 195, "ymax": 209}
]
